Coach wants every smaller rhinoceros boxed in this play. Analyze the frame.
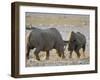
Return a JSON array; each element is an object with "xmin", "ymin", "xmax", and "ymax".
[{"xmin": 68, "ymin": 31, "xmax": 86, "ymax": 58}]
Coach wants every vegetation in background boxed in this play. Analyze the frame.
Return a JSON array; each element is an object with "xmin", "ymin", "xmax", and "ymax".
[{"xmin": 25, "ymin": 12, "xmax": 89, "ymax": 27}]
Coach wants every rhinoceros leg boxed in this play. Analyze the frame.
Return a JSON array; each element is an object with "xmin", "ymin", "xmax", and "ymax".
[
  {"xmin": 69, "ymin": 50, "xmax": 73, "ymax": 58},
  {"xmin": 75, "ymin": 47, "xmax": 81, "ymax": 58},
  {"xmin": 34, "ymin": 48, "xmax": 41, "ymax": 61},
  {"xmin": 57, "ymin": 49, "xmax": 65, "ymax": 59},
  {"xmin": 57, "ymin": 50, "xmax": 61, "ymax": 57},
  {"xmin": 46, "ymin": 50, "xmax": 49, "ymax": 60},
  {"xmin": 82, "ymin": 44, "xmax": 86, "ymax": 57},
  {"xmin": 62, "ymin": 51, "xmax": 65, "ymax": 59},
  {"xmin": 26, "ymin": 45, "xmax": 30, "ymax": 59}
]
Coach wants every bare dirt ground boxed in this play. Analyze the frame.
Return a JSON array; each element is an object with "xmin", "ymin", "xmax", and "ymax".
[{"xmin": 26, "ymin": 48, "xmax": 89, "ymax": 67}]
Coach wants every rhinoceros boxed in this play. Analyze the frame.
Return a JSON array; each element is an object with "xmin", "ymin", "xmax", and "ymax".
[
  {"xmin": 26, "ymin": 27, "xmax": 65, "ymax": 60},
  {"xmin": 68, "ymin": 31, "xmax": 86, "ymax": 58}
]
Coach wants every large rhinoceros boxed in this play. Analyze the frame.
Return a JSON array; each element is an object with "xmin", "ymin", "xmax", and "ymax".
[
  {"xmin": 68, "ymin": 31, "xmax": 86, "ymax": 58},
  {"xmin": 26, "ymin": 27, "xmax": 65, "ymax": 60}
]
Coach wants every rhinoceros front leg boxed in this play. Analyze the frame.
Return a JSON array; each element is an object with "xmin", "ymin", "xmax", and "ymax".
[
  {"xmin": 69, "ymin": 50, "xmax": 73, "ymax": 58},
  {"xmin": 26, "ymin": 45, "xmax": 30, "ymax": 60},
  {"xmin": 46, "ymin": 50, "xmax": 49, "ymax": 60},
  {"xmin": 75, "ymin": 47, "xmax": 81, "ymax": 58},
  {"xmin": 34, "ymin": 48, "xmax": 41, "ymax": 61},
  {"xmin": 82, "ymin": 44, "xmax": 86, "ymax": 58}
]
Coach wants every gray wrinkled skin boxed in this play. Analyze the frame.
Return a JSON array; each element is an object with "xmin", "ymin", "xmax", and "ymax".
[{"xmin": 26, "ymin": 27, "xmax": 65, "ymax": 60}]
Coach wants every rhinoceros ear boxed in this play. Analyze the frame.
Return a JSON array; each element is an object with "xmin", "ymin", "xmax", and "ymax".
[
  {"xmin": 71, "ymin": 31, "xmax": 74, "ymax": 33},
  {"xmin": 71, "ymin": 31, "xmax": 76, "ymax": 35},
  {"xmin": 70, "ymin": 31, "xmax": 76, "ymax": 38}
]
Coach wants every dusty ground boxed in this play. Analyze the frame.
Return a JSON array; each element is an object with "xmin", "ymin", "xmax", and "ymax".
[{"xmin": 26, "ymin": 48, "xmax": 89, "ymax": 67}]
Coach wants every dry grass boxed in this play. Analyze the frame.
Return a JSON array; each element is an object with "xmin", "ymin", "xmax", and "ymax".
[
  {"xmin": 26, "ymin": 49, "xmax": 89, "ymax": 67},
  {"xmin": 26, "ymin": 13, "xmax": 89, "ymax": 27}
]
